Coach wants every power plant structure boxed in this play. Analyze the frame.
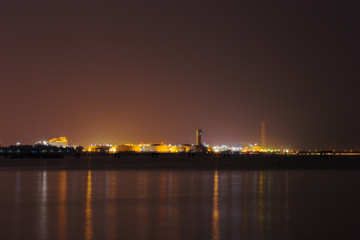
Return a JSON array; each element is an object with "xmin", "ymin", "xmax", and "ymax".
[
  {"xmin": 261, "ymin": 121, "xmax": 266, "ymax": 149},
  {"xmin": 196, "ymin": 129, "xmax": 203, "ymax": 146}
]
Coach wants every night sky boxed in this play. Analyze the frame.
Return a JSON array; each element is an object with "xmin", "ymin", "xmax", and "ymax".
[{"xmin": 1, "ymin": 0, "xmax": 359, "ymax": 150}]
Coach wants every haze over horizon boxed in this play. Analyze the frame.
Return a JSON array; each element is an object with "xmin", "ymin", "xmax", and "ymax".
[{"xmin": 1, "ymin": 0, "xmax": 359, "ymax": 150}]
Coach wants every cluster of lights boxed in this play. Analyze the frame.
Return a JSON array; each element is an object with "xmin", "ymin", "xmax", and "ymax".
[
  {"xmin": 211, "ymin": 145, "xmax": 291, "ymax": 154},
  {"xmin": 35, "ymin": 140, "xmax": 49, "ymax": 145},
  {"xmin": 85, "ymin": 142, "xmax": 293, "ymax": 154}
]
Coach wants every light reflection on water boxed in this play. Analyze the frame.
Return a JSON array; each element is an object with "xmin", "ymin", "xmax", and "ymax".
[
  {"xmin": 136, "ymin": 171, "xmax": 147, "ymax": 240},
  {"xmin": 212, "ymin": 170, "xmax": 219, "ymax": 240},
  {"xmin": 0, "ymin": 169, "xmax": 359, "ymax": 240},
  {"xmin": 38, "ymin": 171, "xmax": 47, "ymax": 240},
  {"xmin": 58, "ymin": 171, "xmax": 67, "ymax": 240},
  {"xmin": 85, "ymin": 170, "xmax": 92, "ymax": 240},
  {"xmin": 108, "ymin": 171, "xmax": 117, "ymax": 240}
]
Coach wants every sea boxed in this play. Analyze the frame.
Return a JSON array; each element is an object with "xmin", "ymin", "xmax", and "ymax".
[{"xmin": 0, "ymin": 169, "xmax": 359, "ymax": 240}]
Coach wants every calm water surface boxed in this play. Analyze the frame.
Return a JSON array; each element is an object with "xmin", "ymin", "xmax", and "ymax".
[{"xmin": 0, "ymin": 169, "xmax": 359, "ymax": 240}]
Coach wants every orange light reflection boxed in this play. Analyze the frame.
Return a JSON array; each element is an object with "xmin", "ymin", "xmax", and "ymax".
[
  {"xmin": 85, "ymin": 170, "xmax": 93, "ymax": 240},
  {"xmin": 212, "ymin": 170, "xmax": 220, "ymax": 240},
  {"xmin": 58, "ymin": 171, "xmax": 67, "ymax": 240}
]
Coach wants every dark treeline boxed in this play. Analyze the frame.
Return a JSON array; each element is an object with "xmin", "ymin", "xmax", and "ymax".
[{"xmin": 0, "ymin": 145, "xmax": 79, "ymax": 158}]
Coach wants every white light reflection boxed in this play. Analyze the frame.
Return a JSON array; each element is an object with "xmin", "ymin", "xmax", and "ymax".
[{"xmin": 38, "ymin": 171, "xmax": 48, "ymax": 240}]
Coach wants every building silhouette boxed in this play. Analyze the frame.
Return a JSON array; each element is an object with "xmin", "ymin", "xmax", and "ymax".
[{"xmin": 196, "ymin": 129, "xmax": 203, "ymax": 146}]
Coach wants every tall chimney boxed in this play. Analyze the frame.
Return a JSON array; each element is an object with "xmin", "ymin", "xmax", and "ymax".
[{"xmin": 261, "ymin": 121, "xmax": 266, "ymax": 148}]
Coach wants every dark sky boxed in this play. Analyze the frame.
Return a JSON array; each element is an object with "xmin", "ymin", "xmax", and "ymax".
[{"xmin": 1, "ymin": 0, "xmax": 359, "ymax": 149}]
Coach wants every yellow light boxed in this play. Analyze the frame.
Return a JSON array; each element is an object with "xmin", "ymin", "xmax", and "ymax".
[{"xmin": 109, "ymin": 146, "xmax": 117, "ymax": 153}]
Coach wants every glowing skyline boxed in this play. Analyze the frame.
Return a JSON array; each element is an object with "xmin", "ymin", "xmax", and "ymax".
[{"xmin": 0, "ymin": 1, "xmax": 358, "ymax": 150}]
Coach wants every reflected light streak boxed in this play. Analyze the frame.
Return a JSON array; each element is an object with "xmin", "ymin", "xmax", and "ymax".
[
  {"xmin": 14, "ymin": 172, "xmax": 21, "ymax": 240},
  {"xmin": 212, "ymin": 170, "xmax": 220, "ymax": 240},
  {"xmin": 258, "ymin": 171, "xmax": 265, "ymax": 239},
  {"xmin": 285, "ymin": 171, "xmax": 290, "ymax": 229},
  {"xmin": 266, "ymin": 171, "xmax": 272, "ymax": 236},
  {"xmin": 285, "ymin": 171, "xmax": 289, "ymax": 209},
  {"xmin": 242, "ymin": 172, "xmax": 248, "ymax": 235},
  {"xmin": 104, "ymin": 171, "xmax": 110, "ymax": 240},
  {"xmin": 159, "ymin": 171, "xmax": 167, "ymax": 239},
  {"xmin": 137, "ymin": 171, "xmax": 148, "ymax": 240},
  {"xmin": 58, "ymin": 171, "xmax": 67, "ymax": 240},
  {"xmin": 39, "ymin": 171, "xmax": 48, "ymax": 240},
  {"xmin": 109, "ymin": 171, "xmax": 117, "ymax": 240},
  {"xmin": 169, "ymin": 172, "xmax": 179, "ymax": 240},
  {"xmin": 85, "ymin": 170, "xmax": 93, "ymax": 240}
]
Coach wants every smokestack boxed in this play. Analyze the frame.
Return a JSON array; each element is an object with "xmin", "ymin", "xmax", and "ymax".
[
  {"xmin": 196, "ymin": 129, "xmax": 203, "ymax": 146},
  {"xmin": 261, "ymin": 121, "xmax": 266, "ymax": 148}
]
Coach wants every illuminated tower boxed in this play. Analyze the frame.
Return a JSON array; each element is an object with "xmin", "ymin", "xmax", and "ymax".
[
  {"xmin": 261, "ymin": 121, "xmax": 266, "ymax": 148},
  {"xmin": 196, "ymin": 129, "xmax": 203, "ymax": 146}
]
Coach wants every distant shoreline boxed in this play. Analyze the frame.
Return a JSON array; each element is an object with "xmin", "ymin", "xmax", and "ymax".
[{"xmin": 0, "ymin": 154, "xmax": 359, "ymax": 170}]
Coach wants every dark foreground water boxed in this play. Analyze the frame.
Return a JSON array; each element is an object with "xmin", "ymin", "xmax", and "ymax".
[{"xmin": 0, "ymin": 169, "xmax": 359, "ymax": 240}]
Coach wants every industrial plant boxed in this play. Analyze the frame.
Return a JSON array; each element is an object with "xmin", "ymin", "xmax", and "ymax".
[{"xmin": 1, "ymin": 124, "xmax": 360, "ymax": 158}]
